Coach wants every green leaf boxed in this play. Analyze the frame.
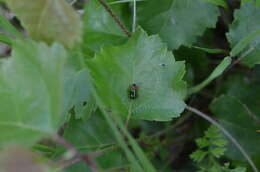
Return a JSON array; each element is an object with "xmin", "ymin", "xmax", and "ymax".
[
  {"xmin": 0, "ymin": 34, "xmax": 11, "ymax": 45},
  {"xmin": 190, "ymin": 150, "xmax": 208, "ymax": 163},
  {"xmin": 210, "ymin": 95, "xmax": 260, "ymax": 166},
  {"xmin": 230, "ymin": 167, "xmax": 247, "ymax": 172},
  {"xmin": 63, "ymin": 69, "xmax": 96, "ymax": 120},
  {"xmin": 138, "ymin": 0, "xmax": 220, "ymax": 49},
  {"xmin": 227, "ymin": 2, "xmax": 260, "ymax": 67},
  {"xmin": 202, "ymin": 0, "xmax": 228, "ymax": 9},
  {"xmin": 82, "ymin": 0, "xmax": 128, "ymax": 57},
  {"xmin": 196, "ymin": 138, "xmax": 210, "ymax": 148},
  {"xmin": 230, "ymin": 29, "xmax": 260, "ymax": 57},
  {"xmin": 64, "ymin": 112, "xmax": 136, "ymax": 171},
  {"xmin": 241, "ymin": 0, "xmax": 260, "ymax": 6},
  {"xmin": 87, "ymin": 29, "xmax": 186, "ymax": 121},
  {"xmin": 0, "ymin": 40, "xmax": 67, "ymax": 147},
  {"xmin": 211, "ymin": 147, "xmax": 226, "ymax": 158},
  {"xmin": 189, "ymin": 57, "xmax": 231, "ymax": 94},
  {"xmin": 64, "ymin": 112, "xmax": 115, "ymax": 149},
  {"xmin": 6, "ymin": 0, "xmax": 82, "ymax": 48}
]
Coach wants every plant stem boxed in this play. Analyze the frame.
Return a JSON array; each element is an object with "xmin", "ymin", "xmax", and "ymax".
[
  {"xmin": 125, "ymin": 102, "xmax": 133, "ymax": 128},
  {"xmin": 140, "ymin": 113, "xmax": 191, "ymax": 141},
  {"xmin": 55, "ymin": 158, "xmax": 81, "ymax": 172},
  {"xmin": 185, "ymin": 106, "xmax": 259, "ymax": 172},
  {"xmin": 97, "ymin": 0, "xmax": 131, "ymax": 37},
  {"xmin": 225, "ymin": 45, "xmax": 257, "ymax": 73},
  {"xmin": 52, "ymin": 135, "xmax": 98, "ymax": 172},
  {"xmin": 132, "ymin": 0, "xmax": 137, "ymax": 32}
]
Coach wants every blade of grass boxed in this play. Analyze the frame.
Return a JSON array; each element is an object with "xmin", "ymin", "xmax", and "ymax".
[
  {"xmin": 100, "ymin": 109, "xmax": 144, "ymax": 172},
  {"xmin": 111, "ymin": 112, "xmax": 157, "ymax": 172},
  {"xmin": 132, "ymin": 0, "xmax": 136, "ymax": 32}
]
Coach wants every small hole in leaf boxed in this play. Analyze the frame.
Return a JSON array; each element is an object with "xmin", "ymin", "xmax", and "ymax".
[{"xmin": 160, "ymin": 63, "xmax": 167, "ymax": 67}]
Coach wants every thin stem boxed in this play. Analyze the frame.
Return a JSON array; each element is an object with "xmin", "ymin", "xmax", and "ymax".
[
  {"xmin": 140, "ymin": 113, "xmax": 191, "ymax": 141},
  {"xmin": 97, "ymin": 0, "xmax": 131, "ymax": 37},
  {"xmin": 52, "ymin": 135, "xmax": 98, "ymax": 172},
  {"xmin": 69, "ymin": 0, "xmax": 77, "ymax": 5},
  {"xmin": 55, "ymin": 158, "xmax": 81, "ymax": 172},
  {"xmin": 225, "ymin": 45, "xmax": 257, "ymax": 73},
  {"xmin": 125, "ymin": 102, "xmax": 133, "ymax": 128},
  {"xmin": 132, "ymin": 0, "xmax": 137, "ymax": 32},
  {"xmin": 185, "ymin": 106, "xmax": 259, "ymax": 172}
]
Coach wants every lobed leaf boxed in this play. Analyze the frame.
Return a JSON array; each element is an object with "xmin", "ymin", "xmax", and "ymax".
[
  {"xmin": 138, "ymin": 0, "xmax": 220, "ymax": 49},
  {"xmin": 82, "ymin": 0, "xmax": 128, "ymax": 57},
  {"xmin": 0, "ymin": 40, "xmax": 67, "ymax": 147},
  {"xmin": 87, "ymin": 29, "xmax": 186, "ymax": 121}
]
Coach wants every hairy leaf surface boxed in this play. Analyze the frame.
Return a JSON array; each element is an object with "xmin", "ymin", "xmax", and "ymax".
[
  {"xmin": 82, "ymin": 0, "xmax": 129, "ymax": 57},
  {"xmin": 138, "ymin": 0, "xmax": 220, "ymax": 49},
  {"xmin": 87, "ymin": 29, "xmax": 186, "ymax": 121},
  {"xmin": 0, "ymin": 40, "xmax": 67, "ymax": 147}
]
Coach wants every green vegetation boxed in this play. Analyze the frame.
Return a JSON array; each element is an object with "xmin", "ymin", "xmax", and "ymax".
[{"xmin": 0, "ymin": 0, "xmax": 259, "ymax": 171}]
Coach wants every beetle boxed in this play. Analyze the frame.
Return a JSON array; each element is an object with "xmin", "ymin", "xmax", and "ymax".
[{"xmin": 128, "ymin": 83, "xmax": 138, "ymax": 100}]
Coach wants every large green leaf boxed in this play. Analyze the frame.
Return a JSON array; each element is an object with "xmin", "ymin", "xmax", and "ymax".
[
  {"xmin": 6, "ymin": 0, "xmax": 82, "ymax": 48},
  {"xmin": 82, "ymin": 0, "xmax": 129, "ymax": 57},
  {"xmin": 210, "ymin": 95, "xmax": 260, "ymax": 167},
  {"xmin": 64, "ymin": 113, "xmax": 115, "ymax": 149},
  {"xmin": 219, "ymin": 73, "xmax": 260, "ymax": 123},
  {"xmin": 227, "ymin": 2, "xmax": 260, "ymax": 67},
  {"xmin": 138, "ymin": 0, "xmax": 220, "ymax": 49},
  {"xmin": 63, "ymin": 69, "xmax": 96, "ymax": 120},
  {"xmin": 0, "ymin": 40, "xmax": 67, "ymax": 147},
  {"xmin": 210, "ymin": 73, "xmax": 260, "ymax": 167},
  {"xmin": 87, "ymin": 29, "xmax": 186, "ymax": 121}
]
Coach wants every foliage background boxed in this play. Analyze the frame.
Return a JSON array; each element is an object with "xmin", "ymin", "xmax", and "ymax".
[{"xmin": 0, "ymin": 0, "xmax": 259, "ymax": 171}]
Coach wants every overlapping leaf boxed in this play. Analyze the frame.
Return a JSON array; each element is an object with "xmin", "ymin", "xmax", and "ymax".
[
  {"xmin": 227, "ymin": 2, "xmax": 260, "ymax": 67},
  {"xmin": 138, "ymin": 0, "xmax": 220, "ymax": 49},
  {"xmin": 64, "ymin": 113, "xmax": 115, "ymax": 149},
  {"xmin": 87, "ymin": 29, "xmax": 186, "ymax": 121},
  {"xmin": 6, "ymin": 0, "xmax": 82, "ymax": 48},
  {"xmin": 0, "ymin": 40, "xmax": 67, "ymax": 147},
  {"xmin": 63, "ymin": 68, "xmax": 96, "ymax": 120},
  {"xmin": 82, "ymin": 0, "xmax": 129, "ymax": 57},
  {"xmin": 210, "ymin": 73, "xmax": 260, "ymax": 166}
]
